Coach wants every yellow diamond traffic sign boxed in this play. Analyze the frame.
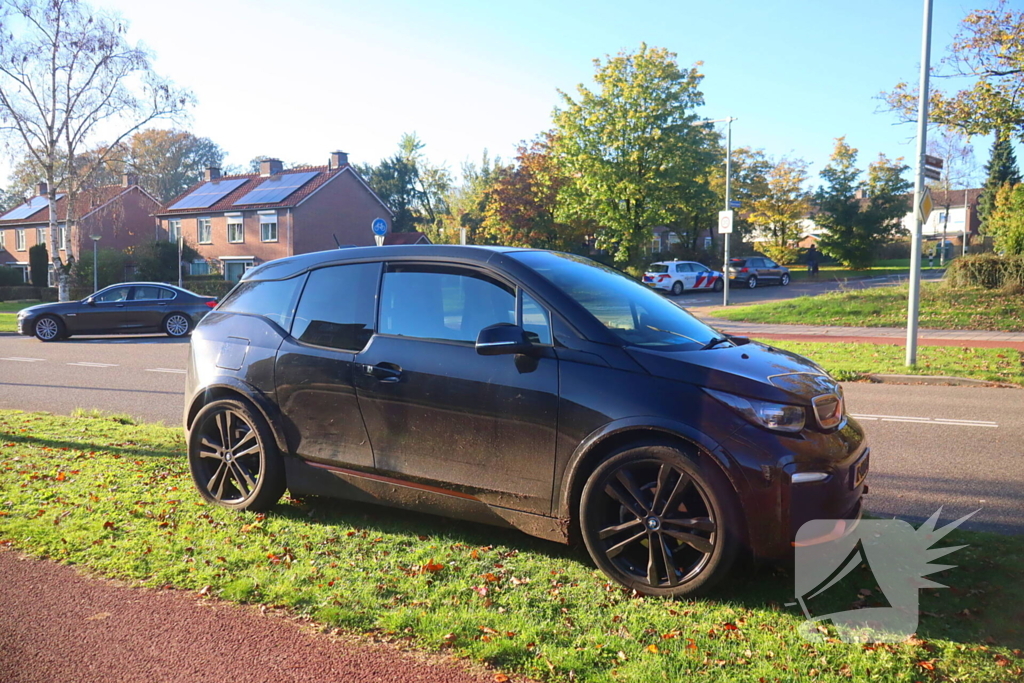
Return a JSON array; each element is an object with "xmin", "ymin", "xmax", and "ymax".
[{"xmin": 916, "ymin": 188, "xmax": 933, "ymax": 222}]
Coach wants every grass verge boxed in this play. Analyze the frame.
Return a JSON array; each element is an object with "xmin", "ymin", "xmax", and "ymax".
[
  {"xmin": 787, "ymin": 264, "xmax": 917, "ymax": 282},
  {"xmin": 715, "ymin": 283, "xmax": 1024, "ymax": 332},
  {"xmin": 0, "ymin": 300, "xmax": 38, "ymax": 334},
  {"xmin": 1, "ymin": 410, "xmax": 1022, "ymax": 681},
  {"xmin": 757, "ymin": 339, "xmax": 1024, "ymax": 385}
]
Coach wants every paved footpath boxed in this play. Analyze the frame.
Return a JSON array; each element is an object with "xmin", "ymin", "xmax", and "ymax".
[
  {"xmin": 697, "ymin": 316, "xmax": 1024, "ymax": 351},
  {"xmin": 0, "ymin": 549, "xmax": 496, "ymax": 683}
]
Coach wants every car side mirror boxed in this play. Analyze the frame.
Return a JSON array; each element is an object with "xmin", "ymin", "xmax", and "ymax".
[
  {"xmin": 85, "ymin": 296, "xmax": 95, "ymax": 306},
  {"xmin": 476, "ymin": 323, "xmax": 533, "ymax": 356}
]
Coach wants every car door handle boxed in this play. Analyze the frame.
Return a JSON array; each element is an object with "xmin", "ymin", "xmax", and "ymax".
[
  {"xmin": 115, "ymin": 303, "xmax": 125, "ymax": 307},
  {"xmin": 362, "ymin": 363, "xmax": 402, "ymax": 383}
]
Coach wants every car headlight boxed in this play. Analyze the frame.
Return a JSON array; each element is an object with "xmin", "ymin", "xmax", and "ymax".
[{"xmin": 705, "ymin": 388, "xmax": 805, "ymax": 433}]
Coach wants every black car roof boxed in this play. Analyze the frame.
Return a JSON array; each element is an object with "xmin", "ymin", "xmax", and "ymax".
[{"xmin": 242, "ymin": 245, "xmax": 533, "ymax": 281}]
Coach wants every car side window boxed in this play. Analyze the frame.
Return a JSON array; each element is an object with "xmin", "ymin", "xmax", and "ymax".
[
  {"xmin": 131, "ymin": 286, "xmax": 163, "ymax": 301},
  {"xmin": 380, "ymin": 264, "xmax": 514, "ymax": 343},
  {"xmin": 158, "ymin": 288, "xmax": 177, "ymax": 300},
  {"xmin": 521, "ymin": 291, "xmax": 552, "ymax": 345},
  {"xmin": 764, "ymin": 260, "xmax": 777, "ymax": 268},
  {"xmin": 292, "ymin": 264, "xmax": 379, "ymax": 350},
  {"xmin": 94, "ymin": 287, "xmax": 131, "ymax": 303},
  {"xmin": 695, "ymin": 264, "xmax": 709, "ymax": 272},
  {"xmin": 220, "ymin": 276, "xmax": 304, "ymax": 330}
]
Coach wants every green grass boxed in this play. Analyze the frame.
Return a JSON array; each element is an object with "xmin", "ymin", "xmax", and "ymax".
[
  {"xmin": 786, "ymin": 263, "xmax": 917, "ymax": 282},
  {"xmin": 756, "ymin": 339, "xmax": 1024, "ymax": 385},
  {"xmin": 0, "ymin": 300, "xmax": 39, "ymax": 333},
  {"xmin": 716, "ymin": 282, "xmax": 1024, "ymax": 332},
  {"xmin": 1, "ymin": 410, "xmax": 1022, "ymax": 682}
]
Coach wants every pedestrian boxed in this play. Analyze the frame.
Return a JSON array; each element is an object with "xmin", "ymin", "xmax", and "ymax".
[{"xmin": 806, "ymin": 243, "xmax": 820, "ymax": 278}]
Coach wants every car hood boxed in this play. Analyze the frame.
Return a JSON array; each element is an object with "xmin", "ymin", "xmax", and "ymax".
[
  {"xmin": 626, "ymin": 341, "xmax": 840, "ymax": 404},
  {"xmin": 17, "ymin": 300, "xmax": 81, "ymax": 316}
]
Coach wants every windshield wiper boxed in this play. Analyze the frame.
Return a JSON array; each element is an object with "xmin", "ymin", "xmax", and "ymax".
[{"xmin": 701, "ymin": 336, "xmax": 733, "ymax": 350}]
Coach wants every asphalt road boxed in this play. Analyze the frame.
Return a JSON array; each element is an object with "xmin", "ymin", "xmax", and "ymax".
[{"xmin": 0, "ymin": 331, "xmax": 1020, "ymax": 535}]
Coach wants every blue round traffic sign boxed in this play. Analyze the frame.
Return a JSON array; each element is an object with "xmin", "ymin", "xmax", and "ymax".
[{"xmin": 371, "ymin": 218, "xmax": 388, "ymax": 236}]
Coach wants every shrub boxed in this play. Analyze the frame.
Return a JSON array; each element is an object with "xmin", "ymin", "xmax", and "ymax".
[
  {"xmin": 182, "ymin": 279, "xmax": 234, "ymax": 298},
  {"xmin": 132, "ymin": 240, "xmax": 200, "ymax": 283},
  {"xmin": 29, "ymin": 244, "xmax": 48, "ymax": 287},
  {"xmin": 0, "ymin": 285, "xmax": 57, "ymax": 302},
  {"xmin": 0, "ymin": 266, "xmax": 24, "ymax": 287},
  {"xmin": 72, "ymin": 247, "xmax": 128, "ymax": 291},
  {"xmin": 946, "ymin": 254, "xmax": 1024, "ymax": 289}
]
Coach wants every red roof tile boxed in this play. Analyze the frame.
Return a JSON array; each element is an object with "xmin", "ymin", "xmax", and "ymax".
[{"xmin": 0, "ymin": 185, "xmax": 130, "ymax": 227}]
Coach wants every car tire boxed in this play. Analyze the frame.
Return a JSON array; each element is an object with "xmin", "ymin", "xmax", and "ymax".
[
  {"xmin": 712, "ymin": 278, "xmax": 724, "ymax": 293},
  {"xmin": 163, "ymin": 313, "xmax": 192, "ymax": 337},
  {"xmin": 579, "ymin": 441, "xmax": 739, "ymax": 597},
  {"xmin": 746, "ymin": 276, "xmax": 758, "ymax": 289},
  {"xmin": 671, "ymin": 281, "xmax": 684, "ymax": 296},
  {"xmin": 780, "ymin": 273, "xmax": 790, "ymax": 286},
  {"xmin": 33, "ymin": 315, "xmax": 65, "ymax": 342},
  {"xmin": 188, "ymin": 398, "xmax": 286, "ymax": 511}
]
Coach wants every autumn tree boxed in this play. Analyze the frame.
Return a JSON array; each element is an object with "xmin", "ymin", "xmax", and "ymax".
[
  {"xmin": 747, "ymin": 157, "xmax": 811, "ymax": 264},
  {"xmin": 0, "ymin": 0, "xmax": 191, "ymax": 300},
  {"xmin": 553, "ymin": 44, "xmax": 715, "ymax": 265},
  {"xmin": 115, "ymin": 130, "xmax": 225, "ymax": 201},
  {"xmin": 883, "ymin": 0, "xmax": 1024, "ymax": 142},
  {"xmin": 428, "ymin": 152, "xmax": 502, "ymax": 245}
]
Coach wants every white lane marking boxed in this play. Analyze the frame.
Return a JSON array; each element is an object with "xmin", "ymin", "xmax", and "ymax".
[
  {"xmin": 0, "ymin": 357, "xmax": 46, "ymax": 362},
  {"xmin": 145, "ymin": 368, "xmax": 186, "ymax": 374},
  {"xmin": 66, "ymin": 362, "xmax": 119, "ymax": 368},
  {"xmin": 850, "ymin": 413, "xmax": 998, "ymax": 428}
]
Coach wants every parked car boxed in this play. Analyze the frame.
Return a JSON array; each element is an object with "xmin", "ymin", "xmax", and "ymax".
[
  {"xmin": 728, "ymin": 257, "xmax": 791, "ymax": 288},
  {"xmin": 643, "ymin": 260, "xmax": 724, "ymax": 295},
  {"xmin": 17, "ymin": 282, "xmax": 217, "ymax": 341},
  {"xmin": 184, "ymin": 246, "xmax": 866, "ymax": 597}
]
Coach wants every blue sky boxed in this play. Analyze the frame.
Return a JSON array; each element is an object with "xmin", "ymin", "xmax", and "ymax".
[{"xmin": 7, "ymin": 0, "xmax": 1000, "ymax": 186}]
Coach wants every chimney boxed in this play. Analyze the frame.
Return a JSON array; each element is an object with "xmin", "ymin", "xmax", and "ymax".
[
  {"xmin": 260, "ymin": 158, "xmax": 284, "ymax": 177},
  {"xmin": 204, "ymin": 166, "xmax": 222, "ymax": 182},
  {"xmin": 329, "ymin": 151, "xmax": 348, "ymax": 170},
  {"xmin": 36, "ymin": 181, "xmax": 48, "ymax": 197},
  {"xmin": 122, "ymin": 173, "xmax": 139, "ymax": 188}
]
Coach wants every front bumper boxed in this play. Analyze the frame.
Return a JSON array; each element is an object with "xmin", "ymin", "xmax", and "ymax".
[{"xmin": 16, "ymin": 316, "xmax": 33, "ymax": 335}]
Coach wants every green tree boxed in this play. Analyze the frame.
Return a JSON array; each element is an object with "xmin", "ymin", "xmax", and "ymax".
[
  {"xmin": 748, "ymin": 157, "xmax": 811, "ymax": 264},
  {"xmin": 979, "ymin": 133, "xmax": 1022, "ymax": 231},
  {"xmin": 816, "ymin": 138, "xmax": 865, "ymax": 267},
  {"xmin": 28, "ymin": 243, "xmax": 48, "ymax": 287},
  {"xmin": 131, "ymin": 241, "xmax": 200, "ymax": 283},
  {"xmin": 986, "ymin": 183, "xmax": 1024, "ymax": 255},
  {"xmin": 429, "ymin": 152, "xmax": 502, "ymax": 245},
  {"xmin": 862, "ymin": 154, "xmax": 913, "ymax": 244},
  {"xmin": 553, "ymin": 44, "xmax": 714, "ymax": 265},
  {"xmin": 883, "ymin": 1, "xmax": 1024, "ymax": 141},
  {"xmin": 73, "ymin": 247, "xmax": 128, "ymax": 291}
]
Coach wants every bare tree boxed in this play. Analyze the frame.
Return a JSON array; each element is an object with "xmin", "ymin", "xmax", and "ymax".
[
  {"xmin": 0, "ymin": 0, "xmax": 191, "ymax": 299},
  {"xmin": 926, "ymin": 129, "xmax": 979, "ymax": 263}
]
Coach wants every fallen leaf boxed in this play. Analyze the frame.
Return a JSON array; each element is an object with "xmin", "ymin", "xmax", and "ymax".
[
  {"xmin": 85, "ymin": 612, "xmax": 111, "ymax": 621},
  {"xmin": 647, "ymin": 643, "xmax": 659, "ymax": 654},
  {"xmin": 494, "ymin": 675, "xmax": 509, "ymax": 683},
  {"xmin": 421, "ymin": 559, "xmax": 444, "ymax": 573}
]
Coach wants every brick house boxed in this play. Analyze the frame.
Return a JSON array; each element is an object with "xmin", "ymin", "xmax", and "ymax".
[
  {"xmin": 0, "ymin": 176, "xmax": 162, "ymax": 283},
  {"xmin": 155, "ymin": 152, "xmax": 393, "ymax": 281}
]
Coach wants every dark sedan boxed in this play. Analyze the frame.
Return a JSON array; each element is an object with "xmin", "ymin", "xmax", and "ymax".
[
  {"xmin": 182, "ymin": 246, "xmax": 867, "ymax": 597},
  {"xmin": 17, "ymin": 282, "xmax": 217, "ymax": 341},
  {"xmin": 728, "ymin": 257, "xmax": 791, "ymax": 288}
]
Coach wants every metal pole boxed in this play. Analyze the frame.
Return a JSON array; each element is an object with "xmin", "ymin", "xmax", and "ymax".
[
  {"xmin": 92, "ymin": 239, "xmax": 98, "ymax": 293},
  {"xmin": 178, "ymin": 233, "xmax": 183, "ymax": 288},
  {"xmin": 906, "ymin": 0, "xmax": 933, "ymax": 367},
  {"xmin": 963, "ymin": 189, "xmax": 969, "ymax": 257},
  {"xmin": 723, "ymin": 117, "xmax": 733, "ymax": 307}
]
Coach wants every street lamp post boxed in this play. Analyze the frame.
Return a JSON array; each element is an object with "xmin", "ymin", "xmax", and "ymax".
[
  {"xmin": 178, "ymin": 231, "xmax": 184, "ymax": 289},
  {"xmin": 89, "ymin": 235, "xmax": 101, "ymax": 293}
]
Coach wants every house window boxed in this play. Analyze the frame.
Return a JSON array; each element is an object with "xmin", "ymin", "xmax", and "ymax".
[
  {"xmin": 223, "ymin": 259, "xmax": 253, "ymax": 282},
  {"xmin": 168, "ymin": 219, "xmax": 181, "ymax": 242},
  {"xmin": 15, "ymin": 229, "xmax": 25, "ymax": 251},
  {"xmin": 190, "ymin": 259, "xmax": 210, "ymax": 276},
  {"xmin": 57, "ymin": 223, "xmax": 69, "ymax": 250},
  {"xmin": 0, "ymin": 230, "xmax": 5, "ymax": 250},
  {"xmin": 198, "ymin": 218, "xmax": 212, "ymax": 244},
  {"xmin": 227, "ymin": 216, "xmax": 244, "ymax": 244},
  {"xmin": 36, "ymin": 227, "xmax": 46, "ymax": 246},
  {"xmin": 704, "ymin": 236, "xmax": 712, "ymax": 250},
  {"xmin": 260, "ymin": 214, "xmax": 278, "ymax": 242}
]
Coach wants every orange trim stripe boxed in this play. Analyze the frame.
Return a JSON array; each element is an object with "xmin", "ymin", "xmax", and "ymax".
[{"xmin": 306, "ymin": 461, "xmax": 480, "ymax": 501}]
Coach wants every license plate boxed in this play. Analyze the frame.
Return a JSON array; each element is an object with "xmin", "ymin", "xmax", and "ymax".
[{"xmin": 852, "ymin": 452, "xmax": 869, "ymax": 489}]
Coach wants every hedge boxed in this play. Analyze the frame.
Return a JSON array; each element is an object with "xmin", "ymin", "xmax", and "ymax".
[
  {"xmin": 0, "ymin": 285, "xmax": 58, "ymax": 302},
  {"xmin": 946, "ymin": 253, "xmax": 1024, "ymax": 289},
  {"xmin": 182, "ymin": 279, "xmax": 235, "ymax": 298}
]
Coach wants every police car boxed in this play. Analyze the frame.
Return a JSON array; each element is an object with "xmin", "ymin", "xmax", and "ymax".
[{"xmin": 643, "ymin": 260, "xmax": 724, "ymax": 295}]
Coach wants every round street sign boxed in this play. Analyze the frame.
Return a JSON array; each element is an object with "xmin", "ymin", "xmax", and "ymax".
[{"xmin": 371, "ymin": 218, "xmax": 388, "ymax": 236}]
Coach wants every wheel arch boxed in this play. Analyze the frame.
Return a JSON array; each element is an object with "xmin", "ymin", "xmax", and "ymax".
[
  {"xmin": 556, "ymin": 418, "xmax": 749, "ymax": 544},
  {"xmin": 185, "ymin": 380, "xmax": 288, "ymax": 454}
]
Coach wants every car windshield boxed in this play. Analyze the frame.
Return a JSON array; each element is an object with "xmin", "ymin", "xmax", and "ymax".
[
  {"xmin": 512, "ymin": 251, "xmax": 723, "ymax": 351},
  {"xmin": 647, "ymin": 264, "xmax": 669, "ymax": 273}
]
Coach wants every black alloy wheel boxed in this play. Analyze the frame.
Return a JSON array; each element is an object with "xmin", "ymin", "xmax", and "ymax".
[
  {"xmin": 164, "ymin": 313, "xmax": 192, "ymax": 337},
  {"xmin": 188, "ymin": 399, "xmax": 285, "ymax": 511},
  {"xmin": 671, "ymin": 280, "xmax": 684, "ymax": 296},
  {"xmin": 746, "ymin": 276, "xmax": 758, "ymax": 289},
  {"xmin": 580, "ymin": 443, "xmax": 737, "ymax": 597},
  {"xmin": 780, "ymin": 273, "xmax": 791, "ymax": 286},
  {"xmin": 34, "ymin": 315, "xmax": 64, "ymax": 341}
]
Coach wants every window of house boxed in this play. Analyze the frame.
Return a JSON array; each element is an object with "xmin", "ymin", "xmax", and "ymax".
[
  {"xmin": 704, "ymin": 236, "xmax": 712, "ymax": 250},
  {"xmin": 198, "ymin": 218, "xmax": 212, "ymax": 244},
  {"xmin": 292, "ymin": 263, "xmax": 381, "ymax": 350},
  {"xmin": 15, "ymin": 229, "xmax": 25, "ymax": 251},
  {"xmin": 227, "ymin": 215, "xmax": 244, "ymax": 243},
  {"xmin": 379, "ymin": 265, "xmax": 515, "ymax": 343},
  {"xmin": 190, "ymin": 259, "xmax": 210, "ymax": 276},
  {"xmin": 260, "ymin": 214, "xmax": 278, "ymax": 242},
  {"xmin": 58, "ymin": 224, "xmax": 68, "ymax": 250},
  {"xmin": 36, "ymin": 227, "xmax": 46, "ymax": 246},
  {"xmin": 168, "ymin": 219, "xmax": 181, "ymax": 242},
  {"xmin": 0, "ymin": 230, "xmax": 6, "ymax": 250}
]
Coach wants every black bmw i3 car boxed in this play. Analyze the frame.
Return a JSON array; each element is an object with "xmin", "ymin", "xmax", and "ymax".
[{"xmin": 184, "ymin": 246, "xmax": 867, "ymax": 596}]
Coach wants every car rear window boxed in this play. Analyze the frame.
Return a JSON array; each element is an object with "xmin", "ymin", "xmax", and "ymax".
[{"xmin": 218, "ymin": 276, "xmax": 304, "ymax": 330}]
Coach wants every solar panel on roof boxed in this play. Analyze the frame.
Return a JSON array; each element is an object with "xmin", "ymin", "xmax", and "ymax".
[
  {"xmin": 0, "ymin": 195, "xmax": 65, "ymax": 221},
  {"xmin": 167, "ymin": 178, "xmax": 248, "ymax": 210},
  {"xmin": 232, "ymin": 171, "xmax": 318, "ymax": 206}
]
